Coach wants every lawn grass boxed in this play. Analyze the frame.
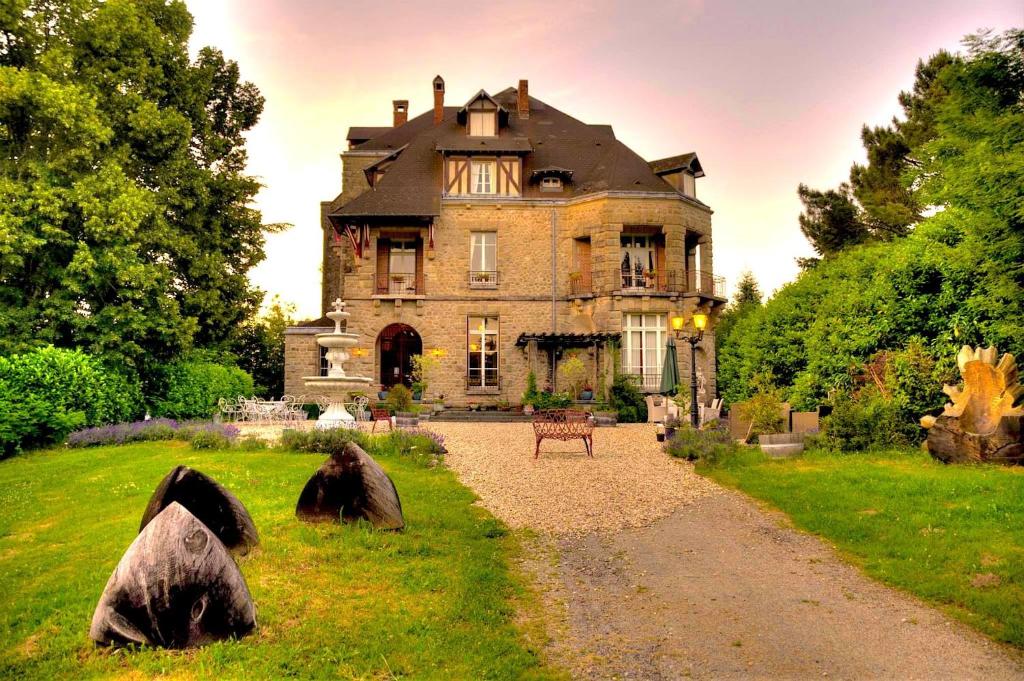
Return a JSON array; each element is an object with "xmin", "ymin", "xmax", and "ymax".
[
  {"xmin": 0, "ymin": 441, "xmax": 564, "ymax": 680},
  {"xmin": 701, "ymin": 448, "xmax": 1024, "ymax": 648}
]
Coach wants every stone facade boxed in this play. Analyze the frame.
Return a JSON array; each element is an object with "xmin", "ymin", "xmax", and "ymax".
[{"xmin": 287, "ymin": 191, "xmax": 724, "ymax": 407}]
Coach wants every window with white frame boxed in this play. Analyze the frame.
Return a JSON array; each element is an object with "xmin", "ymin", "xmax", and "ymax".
[
  {"xmin": 472, "ymin": 161, "xmax": 496, "ymax": 194},
  {"xmin": 470, "ymin": 232, "xmax": 497, "ymax": 286},
  {"xmin": 469, "ymin": 110, "xmax": 496, "ymax": 136},
  {"xmin": 621, "ymin": 313, "xmax": 665, "ymax": 390},
  {"xmin": 467, "ymin": 316, "xmax": 499, "ymax": 388}
]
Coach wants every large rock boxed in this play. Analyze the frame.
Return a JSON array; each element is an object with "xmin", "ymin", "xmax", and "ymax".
[
  {"xmin": 295, "ymin": 441, "xmax": 404, "ymax": 529},
  {"xmin": 140, "ymin": 466, "xmax": 258, "ymax": 555},
  {"xmin": 90, "ymin": 502, "xmax": 256, "ymax": 648}
]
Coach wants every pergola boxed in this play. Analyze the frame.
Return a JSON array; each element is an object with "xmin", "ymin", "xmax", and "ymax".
[{"xmin": 515, "ymin": 332, "xmax": 621, "ymax": 393}]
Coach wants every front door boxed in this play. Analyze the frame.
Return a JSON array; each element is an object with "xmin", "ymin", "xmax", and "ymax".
[{"xmin": 378, "ymin": 323, "xmax": 422, "ymax": 388}]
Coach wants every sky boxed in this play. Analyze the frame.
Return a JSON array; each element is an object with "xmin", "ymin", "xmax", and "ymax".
[{"xmin": 185, "ymin": 0, "xmax": 1022, "ymax": 320}]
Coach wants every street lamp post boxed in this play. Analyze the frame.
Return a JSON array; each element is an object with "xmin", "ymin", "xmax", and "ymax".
[{"xmin": 671, "ymin": 312, "xmax": 708, "ymax": 428}]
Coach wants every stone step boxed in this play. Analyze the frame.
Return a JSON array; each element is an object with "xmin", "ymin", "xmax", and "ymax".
[{"xmin": 431, "ymin": 410, "xmax": 533, "ymax": 422}]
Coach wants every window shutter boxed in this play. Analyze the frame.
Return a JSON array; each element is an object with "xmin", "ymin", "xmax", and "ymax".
[
  {"xmin": 415, "ymin": 238, "xmax": 424, "ymax": 291},
  {"xmin": 376, "ymin": 237, "xmax": 390, "ymax": 283}
]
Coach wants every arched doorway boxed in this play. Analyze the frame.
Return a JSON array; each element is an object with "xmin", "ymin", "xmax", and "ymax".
[{"xmin": 378, "ymin": 323, "xmax": 422, "ymax": 388}]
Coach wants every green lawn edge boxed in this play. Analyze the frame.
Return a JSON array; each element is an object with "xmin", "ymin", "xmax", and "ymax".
[
  {"xmin": 0, "ymin": 442, "xmax": 567, "ymax": 680},
  {"xmin": 699, "ymin": 448, "xmax": 1024, "ymax": 649}
]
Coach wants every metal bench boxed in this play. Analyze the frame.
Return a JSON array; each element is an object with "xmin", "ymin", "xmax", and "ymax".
[{"xmin": 532, "ymin": 409, "xmax": 594, "ymax": 458}]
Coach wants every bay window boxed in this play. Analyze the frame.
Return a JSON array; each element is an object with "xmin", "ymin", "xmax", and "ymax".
[{"xmin": 622, "ymin": 313, "xmax": 665, "ymax": 391}]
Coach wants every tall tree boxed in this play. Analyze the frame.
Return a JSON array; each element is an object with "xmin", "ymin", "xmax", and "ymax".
[
  {"xmin": 733, "ymin": 270, "xmax": 762, "ymax": 305},
  {"xmin": 0, "ymin": 0, "xmax": 278, "ymax": 373},
  {"xmin": 797, "ymin": 183, "xmax": 870, "ymax": 257},
  {"xmin": 849, "ymin": 51, "xmax": 958, "ymax": 236}
]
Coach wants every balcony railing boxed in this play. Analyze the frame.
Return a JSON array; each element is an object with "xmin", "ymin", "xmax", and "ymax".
[
  {"xmin": 466, "ymin": 371, "xmax": 500, "ymax": 392},
  {"xmin": 469, "ymin": 270, "xmax": 499, "ymax": 288},
  {"xmin": 619, "ymin": 270, "xmax": 688, "ymax": 293},
  {"xmin": 375, "ymin": 271, "xmax": 425, "ymax": 295},
  {"xmin": 620, "ymin": 368, "xmax": 664, "ymax": 392},
  {"xmin": 569, "ymin": 271, "xmax": 592, "ymax": 296},
  {"xmin": 686, "ymin": 270, "xmax": 727, "ymax": 298}
]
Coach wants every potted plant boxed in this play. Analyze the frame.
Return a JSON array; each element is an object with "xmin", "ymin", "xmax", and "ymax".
[
  {"xmin": 411, "ymin": 381, "xmax": 425, "ymax": 401},
  {"xmin": 522, "ymin": 370, "xmax": 539, "ymax": 415},
  {"xmin": 378, "ymin": 385, "xmax": 389, "ymax": 400},
  {"xmin": 434, "ymin": 394, "xmax": 446, "ymax": 413},
  {"xmin": 664, "ymin": 415, "xmax": 681, "ymax": 440},
  {"xmin": 411, "ymin": 353, "xmax": 439, "ymax": 402},
  {"xmin": 580, "ymin": 384, "xmax": 594, "ymax": 401},
  {"xmin": 557, "ymin": 354, "xmax": 588, "ymax": 400}
]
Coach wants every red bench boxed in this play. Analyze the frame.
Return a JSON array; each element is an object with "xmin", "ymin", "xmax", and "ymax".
[{"xmin": 533, "ymin": 409, "xmax": 594, "ymax": 458}]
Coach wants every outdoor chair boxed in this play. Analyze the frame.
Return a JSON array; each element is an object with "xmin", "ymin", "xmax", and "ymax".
[
  {"xmin": 532, "ymin": 409, "xmax": 594, "ymax": 458},
  {"xmin": 217, "ymin": 397, "xmax": 240, "ymax": 422},
  {"xmin": 371, "ymin": 408, "xmax": 392, "ymax": 433},
  {"xmin": 700, "ymin": 398, "xmax": 723, "ymax": 425}
]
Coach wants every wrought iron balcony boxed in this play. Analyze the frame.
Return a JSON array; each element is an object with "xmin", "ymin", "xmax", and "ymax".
[
  {"xmin": 619, "ymin": 270, "xmax": 686, "ymax": 293},
  {"xmin": 469, "ymin": 270, "xmax": 499, "ymax": 288},
  {"xmin": 375, "ymin": 271, "xmax": 425, "ymax": 295},
  {"xmin": 620, "ymin": 368, "xmax": 664, "ymax": 392},
  {"xmin": 569, "ymin": 271, "xmax": 592, "ymax": 296},
  {"xmin": 685, "ymin": 270, "xmax": 727, "ymax": 298}
]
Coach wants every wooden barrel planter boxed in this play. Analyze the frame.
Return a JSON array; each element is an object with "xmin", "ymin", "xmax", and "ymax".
[{"xmin": 394, "ymin": 412, "xmax": 419, "ymax": 429}]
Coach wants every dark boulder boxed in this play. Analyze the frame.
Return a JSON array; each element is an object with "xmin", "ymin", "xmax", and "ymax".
[
  {"xmin": 90, "ymin": 502, "xmax": 256, "ymax": 648},
  {"xmin": 140, "ymin": 466, "xmax": 258, "ymax": 555},
  {"xmin": 295, "ymin": 441, "xmax": 404, "ymax": 529}
]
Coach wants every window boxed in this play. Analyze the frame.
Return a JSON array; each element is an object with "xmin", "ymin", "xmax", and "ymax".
[
  {"xmin": 621, "ymin": 313, "xmax": 665, "ymax": 391},
  {"xmin": 467, "ymin": 316, "xmax": 499, "ymax": 388},
  {"xmin": 470, "ymin": 232, "xmax": 497, "ymax": 286},
  {"xmin": 541, "ymin": 176, "xmax": 562, "ymax": 191},
  {"xmin": 469, "ymin": 111, "xmax": 496, "ymax": 137},
  {"xmin": 387, "ymin": 239, "xmax": 417, "ymax": 294},
  {"xmin": 620, "ymin": 234, "xmax": 655, "ymax": 289},
  {"xmin": 472, "ymin": 161, "xmax": 496, "ymax": 194}
]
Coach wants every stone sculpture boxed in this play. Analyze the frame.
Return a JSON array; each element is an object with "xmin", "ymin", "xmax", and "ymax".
[
  {"xmin": 90, "ymin": 502, "xmax": 256, "ymax": 648},
  {"xmin": 139, "ymin": 466, "xmax": 259, "ymax": 555},
  {"xmin": 295, "ymin": 441, "xmax": 405, "ymax": 529},
  {"xmin": 921, "ymin": 345, "xmax": 1024, "ymax": 464}
]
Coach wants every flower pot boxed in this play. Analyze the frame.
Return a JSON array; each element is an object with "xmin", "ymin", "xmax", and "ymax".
[
  {"xmin": 378, "ymin": 391, "xmax": 389, "ymax": 400},
  {"xmin": 412, "ymin": 391, "xmax": 423, "ymax": 401},
  {"xmin": 580, "ymin": 390, "xmax": 594, "ymax": 401},
  {"xmin": 523, "ymin": 404, "xmax": 535, "ymax": 415},
  {"xmin": 433, "ymin": 403, "xmax": 444, "ymax": 413}
]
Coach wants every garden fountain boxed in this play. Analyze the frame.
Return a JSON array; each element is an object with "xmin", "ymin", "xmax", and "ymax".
[{"xmin": 303, "ymin": 298, "xmax": 373, "ymax": 429}]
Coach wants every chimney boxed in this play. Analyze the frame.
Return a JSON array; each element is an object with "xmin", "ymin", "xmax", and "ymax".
[
  {"xmin": 392, "ymin": 100, "xmax": 408, "ymax": 127},
  {"xmin": 517, "ymin": 79, "xmax": 529, "ymax": 119},
  {"xmin": 432, "ymin": 75, "xmax": 445, "ymax": 126}
]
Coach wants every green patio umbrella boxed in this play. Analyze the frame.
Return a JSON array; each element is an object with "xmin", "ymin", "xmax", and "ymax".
[{"xmin": 660, "ymin": 337, "xmax": 680, "ymax": 394}]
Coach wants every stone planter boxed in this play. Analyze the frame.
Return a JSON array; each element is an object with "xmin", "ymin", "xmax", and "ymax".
[
  {"xmin": 593, "ymin": 411, "xmax": 618, "ymax": 427},
  {"xmin": 394, "ymin": 411, "xmax": 419, "ymax": 429}
]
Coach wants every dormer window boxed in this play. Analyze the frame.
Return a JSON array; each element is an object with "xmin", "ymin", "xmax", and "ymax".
[
  {"xmin": 468, "ymin": 110, "xmax": 496, "ymax": 137},
  {"xmin": 541, "ymin": 176, "xmax": 562, "ymax": 191},
  {"xmin": 466, "ymin": 98, "xmax": 498, "ymax": 137}
]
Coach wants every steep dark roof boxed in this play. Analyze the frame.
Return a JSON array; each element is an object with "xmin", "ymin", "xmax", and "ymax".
[
  {"xmin": 346, "ymin": 127, "xmax": 390, "ymax": 145},
  {"xmin": 649, "ymin": 152, "xmax": 704, "ymax": 178},
  {"xmin": 328, "ymin": 86, "xmax": 703, "ymax": 220}
]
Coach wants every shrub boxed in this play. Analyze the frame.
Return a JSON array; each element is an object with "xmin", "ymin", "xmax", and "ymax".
[
  {"xmin": 386, "ymin": 384, "xmax": 414, "ymax": 413},
  {"xmin": 279, "ymin": 427, "xmax": 369, "ymax": 454},
  {"xmin": 609, "ymin": 373, "xmax": 647, "ymax": 423},
  {"xmin": 153, "ymin": 359, "xmax": 254, "ymax": 419},
  {"xmin": 189, "ymin": 429, "xmax": 234, "ymax": 450},
  {"xmin": 533, "ymin": 391, "xmax": 573, "ymax": 410},
  {"xmin": 666, "ymin": 426, "xmax": 761, "ymax": 468},
  {"xmin": 735, "ymin": 373, "xmax": 785, "ymax": 440},
  {"xmin": 821, "ymin": 388, "xmax": 917, "ymax": 452},
  {"xmin": 557, "ymin": 355, "xmax": 588, "ymax": 398},
  {"xmin": 0, "ymin": 346, "xmax": 143, "ymax": 456},
  {"xmin": 66, "ymin": 419, "xmax": 238, "ymax": 449}
]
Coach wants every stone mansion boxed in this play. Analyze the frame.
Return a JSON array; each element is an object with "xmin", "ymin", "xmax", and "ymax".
[{"xmin": 284, "ymin": 76, "xmax": 726, "ymax": 407}]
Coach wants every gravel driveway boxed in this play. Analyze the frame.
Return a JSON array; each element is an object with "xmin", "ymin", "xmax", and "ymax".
[
  {"xmin": 430, "ymin": 422, "xmax": 1024, "ymax": 679},
  {"xmin": 432, "ymin": 422, "xmax": 715, "ymax": 535}
]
